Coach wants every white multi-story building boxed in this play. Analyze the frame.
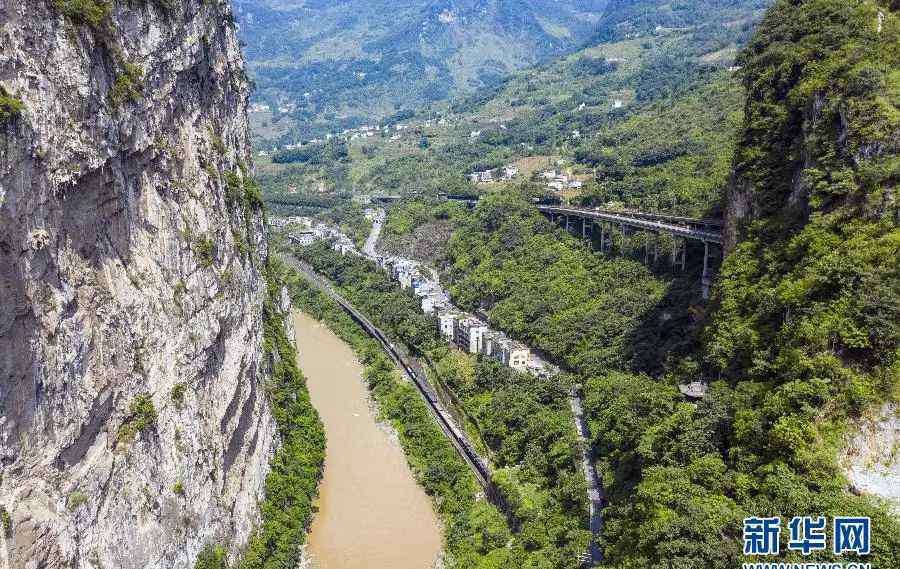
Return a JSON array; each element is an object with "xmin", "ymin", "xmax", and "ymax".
[
  {"xmin": 438, "ymin": 311, "xmax": 459, "ymax": 340},
  {"xmin": 455, "ymin": 317, "xmax": 489, "ymax": 354}
]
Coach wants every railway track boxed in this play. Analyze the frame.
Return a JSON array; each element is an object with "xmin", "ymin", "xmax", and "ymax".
[{"xmin": 288, "ymin": 258, "xmax": 497, "ymax": 497}]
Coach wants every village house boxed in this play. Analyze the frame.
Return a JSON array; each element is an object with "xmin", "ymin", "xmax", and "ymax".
[
  {"xmin": 438, "ymin": 311, "xmax": 459, "ymax": 341},
  {"xmin": 288, "ymin": 231, "xmax": 316, "ymax": 247},
  {"xmin": 413, "ymin": 279, "xmax": 435, "ymax": 298},
  {"xmin": 496, "ymin": 338, "xmax": 530, "ymax": 372},
  {"xmin": 422, "ymin": 293, "xmax": 447, "ymax": 315},
  {"xmin": 480, "ymin": 330, "xmax": 502, "ymax": 358},
  {"xmin": 469, "ymin": 170, "xmax": 494, "ymax": 183},
  {"xmin": 455, "ymin": 317, "xmax": 489, "ymax": 354},
  {"xmin": 398, "ymin": 270, "xmax": 415, "ymax": 289}
]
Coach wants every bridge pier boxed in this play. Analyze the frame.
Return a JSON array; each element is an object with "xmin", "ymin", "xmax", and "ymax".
[
  {"xmin": 701, "ymin": 241, "xmax": 711, "ymax": 299},
  {"xmin": 536, "ymin": 205, "xmax": 723, "ymax": 298},
  {"xmin": 671, "ymin": 238, "xmax": 687, "ymax": 271}
]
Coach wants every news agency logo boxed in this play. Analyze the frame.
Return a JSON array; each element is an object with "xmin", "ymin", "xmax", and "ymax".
[{"xmin": 741, "ymin": 516, "xmax": 871, "ymax": 569}]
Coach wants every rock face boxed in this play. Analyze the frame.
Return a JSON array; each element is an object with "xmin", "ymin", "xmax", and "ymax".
[
  {"xmin": 841, "ymin": 403, "xmax": 900, "ymax": 514},
  {"xmin": 0, "ymin": 2, "xmax": 275, "ymax": 567}
]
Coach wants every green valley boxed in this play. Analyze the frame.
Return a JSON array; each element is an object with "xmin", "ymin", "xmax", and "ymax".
[{"xmin": 258, "ymin": 0, "xmax": 900, "ymax": 568}]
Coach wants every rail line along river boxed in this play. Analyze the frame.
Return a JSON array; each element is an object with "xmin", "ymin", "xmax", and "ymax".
[{"xmin": 292, "ymin": 311, "xmax": 442, "ymax": 569}]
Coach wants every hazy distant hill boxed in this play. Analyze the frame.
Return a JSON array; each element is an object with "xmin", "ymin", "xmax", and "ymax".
[{"xmin": 234, "ymin": 0, "xmax": 610, "ymax": 137}]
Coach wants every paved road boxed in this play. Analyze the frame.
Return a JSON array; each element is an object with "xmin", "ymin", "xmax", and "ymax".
[
  {"xmin": 362, "ymin": 209, "xmax": 384, "ymax": 257},
  {"xmin": 570, "ymin": 391, "xmax": 604, "ymax": 564}
]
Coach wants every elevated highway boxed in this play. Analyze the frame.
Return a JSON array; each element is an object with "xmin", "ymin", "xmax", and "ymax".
[
  {"xmin": 441, "ymin": 193, "xmax": 724, "ymax": 297},
  {"xmin": 537, "ymin": 205, "xmax": 723, "ymax": 244},
  {"xmin": 538, "ymin": 205, "xmax": 723, "ymax": 298}
]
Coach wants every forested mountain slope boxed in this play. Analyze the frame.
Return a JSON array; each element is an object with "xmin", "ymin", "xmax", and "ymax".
[
  {"xmin": 442, "ymin": 1, "xmax": 900, "ymax": 566},
  {"xmin": 258, "ymin": 0, "xmax": 771, "ymax": 220},
  {"xmin": 234, "ymin": 0, "xmax": 609, "ymax": 137}
]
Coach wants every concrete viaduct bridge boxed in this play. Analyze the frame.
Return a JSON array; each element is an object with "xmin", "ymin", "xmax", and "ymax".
[
  {"xmin": 440, "ymin": 194, "xmax": 725, "ymax": 298},
  {"xmin": 537, "ymin": 205, "xmax": 723, "ymax": 298}
]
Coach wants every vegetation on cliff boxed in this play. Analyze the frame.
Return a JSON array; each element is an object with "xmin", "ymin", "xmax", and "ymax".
[
  {"xmin": 236, "ymin": 258, "xmax": 326, "ymax": 569},
  {"xmin": 0, "ymin": 87, "xmax": 24, "ymax": 123},
  {"xmin": 434, "ymin": 1, "xmax": 900, "ymax": 567}
]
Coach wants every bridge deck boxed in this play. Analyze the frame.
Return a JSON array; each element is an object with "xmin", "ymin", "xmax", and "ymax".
[{"xmin": 538, "ymin": 205, "xmax": 724, "ymax": 244}]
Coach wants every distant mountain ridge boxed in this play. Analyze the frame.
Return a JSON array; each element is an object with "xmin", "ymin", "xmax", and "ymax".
[{"xmin": 234, "ymin": 0, "xmax": 610, "ymax": 137}]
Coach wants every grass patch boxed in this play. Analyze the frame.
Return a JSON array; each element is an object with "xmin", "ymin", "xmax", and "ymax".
[
  {"xmin": 117, "ymin": 393, "xmax": 157, "ymax": 443},
  {"xmin": 68, "ymin": 491, "xmax": 88, "ymax": 511},
  {"xmin": 0, "ymin": 87, "xmax": 24, "ymax": 123},
  {"xmin": 194, "ymin": 237, "xmax": 215, "ymax": 268},
  {"xmin": 170, "ymin": 383, "xmax": 187, "ymax": 408},
  {"xmin": 0, "ymin": 506, "xmax": 10, "ymax": 536}
]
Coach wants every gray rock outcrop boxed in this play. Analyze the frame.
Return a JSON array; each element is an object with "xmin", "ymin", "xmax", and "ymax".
[{"xmin": 0, "ymin": 1, "xmax": 275, "ymax": 567}]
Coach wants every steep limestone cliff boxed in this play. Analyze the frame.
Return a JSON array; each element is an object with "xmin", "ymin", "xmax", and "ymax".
[
  {"xmin": 708, "ymin": 0, "xmax": 899, "ymax": 530},
  {"xmin": 0, "ymin": 1, "xmax": 275, "ymax": 567}
]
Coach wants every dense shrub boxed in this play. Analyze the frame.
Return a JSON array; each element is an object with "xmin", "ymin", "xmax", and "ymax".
[
  {"xmin": 236, "ymin": 258, "xmax": 326, "ymax": 569},
  {"xmin": 0, "ymin": 87, "xmax": 24, "ymax": 123}
]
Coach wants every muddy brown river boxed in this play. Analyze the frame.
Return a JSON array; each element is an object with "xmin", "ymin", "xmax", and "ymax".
[{"xmin": 292, "ymin": 311, "xmax": 442, "ymax": 569}]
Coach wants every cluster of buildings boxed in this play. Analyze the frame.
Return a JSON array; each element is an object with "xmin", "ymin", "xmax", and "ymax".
[
  {"xmin": 378, "ymin": 255, "xmax": 556, "ymax": 378},
  {"xmin": 540, "ymin": 170, "xmax": 584, "ymax": 192},
  {"xmin": 278, "ymin": 213, "xmax": 558, "ymax": 379},
  {"xmin": 468, "ymin": 165, "xmax": 519, "ymax": 184},
  {"xmin": 269, "ymin": 215, "xmax": 312, "ymax": 230},
  {"xmin": 378, "ymin": 257, "xmax": 449, "ymax": 314},
  {"xmin": 255, "ymin": 116, "xmax": 453, "ymax": 158},
  {"xmin": 284, "ymin": 217, "xmax": 359, "ymax": 255},
  {"xmin": 248, "ymin": 102, "xmax": 296, "ymax": 114},
  {"xmin": 438, "ymin": 313, "xmax": 534, "ymax": 373}
]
